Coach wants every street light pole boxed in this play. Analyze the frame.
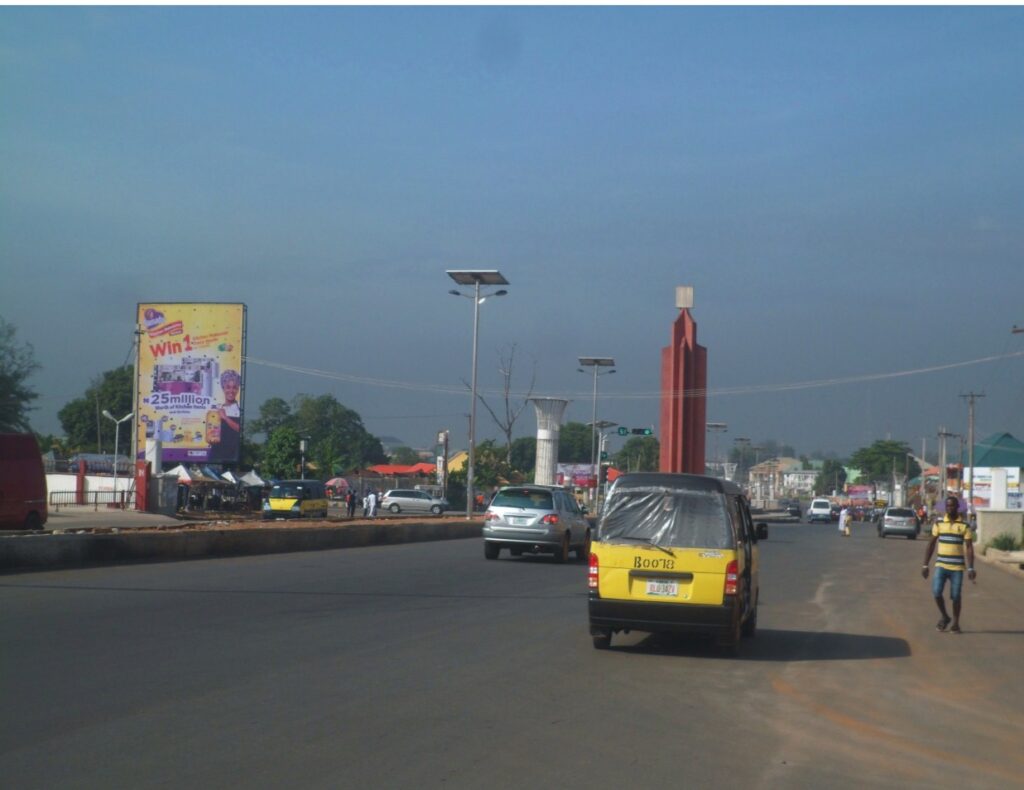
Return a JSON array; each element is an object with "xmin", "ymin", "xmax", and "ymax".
[
  {"xmin": 447, "ymin": 270, "xmax": 509, "ymax": 519},
  {"xmin": 102, "ymin": 409, "xmax": 134, "ymax": 508},
  {"xmin": 578, "ymin": 357, "xmax": 615, "ymax": 506}
]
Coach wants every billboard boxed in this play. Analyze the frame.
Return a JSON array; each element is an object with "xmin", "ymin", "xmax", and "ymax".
[
  {"xmin": 556, "ymin": 463, "xmax": 597, "ymax": 490},
  {"xmin": 136, "ymin": 303, "xmax": 247, "ymax": 465}
]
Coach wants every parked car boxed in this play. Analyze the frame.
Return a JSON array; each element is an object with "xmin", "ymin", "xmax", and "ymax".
[
  {"xmin": 483, "ymin": 484, "xmax": 590, "ymax": 562},
  {"xmin": 588, "ymin": 473, "xmax": 767, "ymax": 654},
  {"xmin": 380, "ymin": 489, "xmax": 449, "ymax": 515},
  {"xmin": 878, "ymin": 507, "xmax": 921, "ymax": 539},
  {"xmin": 782, "ymin": 499, "xmax": 802, "ymax": 518},
  {"xmin": 807, "ymin": 498, "xmax": 833, "ymax": 523}
]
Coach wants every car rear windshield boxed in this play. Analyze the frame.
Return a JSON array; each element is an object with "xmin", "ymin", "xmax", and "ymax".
[
  {"xmin": 492, "ymin": 489, "xmax": 554, "ymax": 510},
  {"xmin": 812, "ymin": 500, "xmax": 830, "ymax": 509},
  {"xmin": 599, "ymin": 487, "xmax": 732, "ymax": 549},
  {"xmin": 888, "ymin": 508, "xmax": 916, "ymax": 517}
]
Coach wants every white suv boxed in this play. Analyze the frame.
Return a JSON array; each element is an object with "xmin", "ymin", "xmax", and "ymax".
[{"xmin": 807, "ymin": 498, "xmax": 833, "ymax": 523}]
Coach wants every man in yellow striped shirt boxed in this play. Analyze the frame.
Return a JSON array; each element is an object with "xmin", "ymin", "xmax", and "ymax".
[{"xmin": 922, "ymin": 495, "xmax": 976, "ymax": 633}]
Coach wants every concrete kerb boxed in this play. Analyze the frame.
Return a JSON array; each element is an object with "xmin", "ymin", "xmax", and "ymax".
[
  {"xmin": 977, "ymin": 547, "xmax": 1024, "ymax": 580},
  {"xmin": 0, "ymin": 520, "xmax": 483, "ymax": 572}
]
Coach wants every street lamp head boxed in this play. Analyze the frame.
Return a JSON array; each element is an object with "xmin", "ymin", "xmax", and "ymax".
[
  {"xmin": 448, "ymin": 289, "xmax": 461, "ymax": 297},
  {"xmin": 494, "ymin": 289, "xmax": 508, "ymax": 297},
  {"xmin": 102, "ymin": 409, "xmax": 115, "ymax": 421}
]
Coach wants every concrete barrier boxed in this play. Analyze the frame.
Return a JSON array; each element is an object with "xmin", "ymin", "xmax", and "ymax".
[{"xmin": 0, "ymin": 521, "xmax": 483, "ymax": 572}]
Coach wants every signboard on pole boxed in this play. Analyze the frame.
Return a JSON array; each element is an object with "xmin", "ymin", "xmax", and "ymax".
[{"xmin": 135, "ymin": 303, "xmax": 247, "ymax": 464}]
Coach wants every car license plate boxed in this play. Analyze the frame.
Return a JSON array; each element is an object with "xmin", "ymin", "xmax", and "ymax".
[
  {"xmin": 509, "ymin": 516, "xmax": 529, "ymax": 526},
  {"xmin": 646, "ymin": 579, "xmax": 678, "ymax": 597}
]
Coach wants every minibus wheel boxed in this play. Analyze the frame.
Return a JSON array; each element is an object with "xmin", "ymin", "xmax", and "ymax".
[{"xmin": 592, "ymin": 630, "xmax": 612, "ymax": 650}]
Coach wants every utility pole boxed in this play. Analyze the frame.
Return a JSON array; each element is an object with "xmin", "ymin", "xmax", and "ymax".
[{"xmin": 960, "ymin": 392, "xmax": 985, "ymax": 515}]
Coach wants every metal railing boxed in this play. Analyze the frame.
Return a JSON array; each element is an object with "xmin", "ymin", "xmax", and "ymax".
[{"xmin": 49, "ymin": 491, "xmax": 137, "ymax": 511}]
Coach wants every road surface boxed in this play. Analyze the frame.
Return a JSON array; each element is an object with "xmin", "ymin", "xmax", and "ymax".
[{"xmin": 2, "ymin": 522, "xmax": 1021, "ymax": 788}]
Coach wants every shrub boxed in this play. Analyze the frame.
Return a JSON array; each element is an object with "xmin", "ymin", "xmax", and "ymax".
[{"xmin": 987, "ymin": 533, "xmax": 1022, "ymax": 552}]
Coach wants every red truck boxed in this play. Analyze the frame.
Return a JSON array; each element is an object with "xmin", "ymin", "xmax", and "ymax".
[{"xmin": 0, "ymin": 433, "xmax": 48, "ymax": 529}]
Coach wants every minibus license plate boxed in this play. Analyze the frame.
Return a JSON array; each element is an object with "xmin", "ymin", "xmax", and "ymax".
[{"xmin": 646, "ymin": 579, "xmax": 678, "ymax": 597}]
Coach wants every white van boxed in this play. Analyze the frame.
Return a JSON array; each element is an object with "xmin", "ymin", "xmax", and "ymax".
[{"xmin": 807, "ymin": 498, "xmax": 833, "ymax": 523}]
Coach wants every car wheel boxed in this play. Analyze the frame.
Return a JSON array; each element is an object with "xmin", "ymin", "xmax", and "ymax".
[
  {"xmin": 906, "ymin": 534, "xmax": 916, "ymax": 540},
  {"xmin": 742, "ymin": 596, "xmax": 758, "ymax": 638},
  {"xmin": 555, "ymin": 533, "xmax": 570, "ymax": 564},
  {"xmin": 430, "ymin": 504, "xmax": 442, "ymax": 515},
  {"xmin": 484, "ymin": 542, "xmax": 500, "ymax": 560},
  {"xmin": 389, "ymin": 504, "xmax": 400, "ymax": 514},
  {"xmin": 592, "ymin": 630, "xmax": 612, "ymax": 650},
  {"xmin": 576, "ymin": 530, "xmax": 592, "ymax": 562},
  {"xmin": 23, "ymin": 511, "xmax": 42, "ymax": 530}
]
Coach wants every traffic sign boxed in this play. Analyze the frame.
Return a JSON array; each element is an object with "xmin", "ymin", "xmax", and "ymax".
[
  {"xmin": 600, "ymin": 451, "xmax": 608, "ymax": 461},
  {"xmin": 617, "ymin": 427, "xmax": 629, "ymax": 436}
]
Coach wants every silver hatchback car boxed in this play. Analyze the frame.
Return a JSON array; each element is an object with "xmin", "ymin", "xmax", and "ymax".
[
  {"xmin": 380, "ymin": 489, "xmax": 449, "ymax": 516},
  {"xmin": 878, "ymin": 506, "xmax": 920, "ymax": 539},
  {"xmin": 483, "ymin": 485, "xmax": 591, "ymax": 562}
]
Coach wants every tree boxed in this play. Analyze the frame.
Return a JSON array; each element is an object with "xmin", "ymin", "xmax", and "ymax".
[
  {"xmin": 472, "ymin": 344, "xmax": 536, "ymax": 464},
  {"xmin": 248, "ymin": 397, "xmax": 292, "ymax": 439},
  {"xmin": 290, "ymin": 394, "xmax": 387, "ymax": 474},
  {"xmin": 58, "ymin": 366, "xmax": 134, "ymax": 454},
  {"xmin": 262, "ymin": 426, "xmax": 301, "ymax": 479},
  {"xmin": 850, "ymin": 440, "xmax": 920, "ymax": 486},
  {"xmin": 0, "ymin": 316, "xmax": 40, "ymax": 432},
  {"xmin": 814, "ymin": 459, "xmax": 847, "ymax": 495},
  {"xmin": 614, "ymin": 436, "xmax": 660, "ymax": 472},
  {"xmin": 558, "ymin": 421, "xmax": 593, "ymax": 463},
  {"xmin": 389, "ymin": 446, "xmax": 422, "ymax": 465},
  {"xmin": 508, "ymin": 436, "xmax": 536, "ymax": 476}
]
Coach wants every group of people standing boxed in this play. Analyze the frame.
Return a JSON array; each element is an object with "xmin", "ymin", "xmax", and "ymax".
[{"xmin": 340, "ymin": 489, "xmax": 384, "ymax": 518}]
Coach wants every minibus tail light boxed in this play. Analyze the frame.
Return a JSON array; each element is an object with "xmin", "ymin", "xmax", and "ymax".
[
  {"xmin": 725, "ymin": 559, "xmax": 739, "ymax": 596},
  {"xmin": 588, "ymin": 554, "xmax": 599, "ymax": 590}
]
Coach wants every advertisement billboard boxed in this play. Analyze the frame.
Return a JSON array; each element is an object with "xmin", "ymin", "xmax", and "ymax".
[
  {"xmin": 556, "ymin": 463, "xmax": 597, "ymax": 490},
  {"xmin": 135, "ymin": 303, "xmax": 247, "ymax": 465}
]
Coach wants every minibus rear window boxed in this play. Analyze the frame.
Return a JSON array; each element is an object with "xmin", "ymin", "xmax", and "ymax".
[{"xmin": 599, "ymin": 488, "xmax": 733, "ymax": 549}]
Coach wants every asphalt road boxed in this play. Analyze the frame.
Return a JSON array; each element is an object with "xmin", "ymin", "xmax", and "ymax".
[{"xmin": 2, "ymin": 523, "xmax": 1022, "ymax": 789}]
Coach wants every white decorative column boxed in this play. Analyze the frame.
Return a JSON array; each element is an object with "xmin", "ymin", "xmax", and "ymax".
[{"xmin": 530, "ymin": 398, "xmax": 570, "ymax": 486}]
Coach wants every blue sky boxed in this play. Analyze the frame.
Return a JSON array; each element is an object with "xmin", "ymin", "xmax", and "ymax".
[{"xmin": 2, "ymin": 7, "xmax": 1023, "ymax": 460}]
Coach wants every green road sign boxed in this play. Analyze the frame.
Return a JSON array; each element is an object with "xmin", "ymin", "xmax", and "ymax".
[
  {"xmin": 617, "ymin": 427, "xmax": 629, "ymax": 436},
  {"xmin": 600, "ymin": 451, "xmax": 608, "ymax": 461}
]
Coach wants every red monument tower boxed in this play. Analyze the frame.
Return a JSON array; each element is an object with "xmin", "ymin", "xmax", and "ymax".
[{"xmin": 659, "ymin": 288, "xmax": 707, "ymax": 473}]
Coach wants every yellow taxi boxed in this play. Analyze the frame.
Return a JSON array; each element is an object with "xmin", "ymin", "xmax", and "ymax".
[
  {"xmin": 262, "ymin": 479, "xmax": 329, "ymax": 520},
  {"xmin": 588, "ymin": 473, "xmax": 767, "ymax": 654}
]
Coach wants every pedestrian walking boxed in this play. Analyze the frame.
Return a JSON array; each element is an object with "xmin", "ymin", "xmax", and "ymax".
[
  {"xmin": 367, "ymin": 490, "xmax": 378, "ymax": 518},
  {"xmin": 838, "ymin": 503, "xmax": 851, "ymax": 536},
  {"xmin": 922, "ymin": 495, "xmax": 976, "ymax": 633},
  {"xmin": 362, "ymin": 492, "xmax": 369, "ymax": 518},
  {"xmin": 346, "ymin": 491, "xmax": 356, "ymax": 518}
]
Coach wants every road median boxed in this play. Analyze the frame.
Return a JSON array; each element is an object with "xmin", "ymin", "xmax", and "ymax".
[{"xmin": 0, "ymin": 517, "xmax": 483, "ymax": 572}]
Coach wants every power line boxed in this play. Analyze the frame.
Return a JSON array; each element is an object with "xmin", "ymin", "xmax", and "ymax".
[{"xmin": 243, "ymin": 349, "xmax": 1024, "ymax": 402}]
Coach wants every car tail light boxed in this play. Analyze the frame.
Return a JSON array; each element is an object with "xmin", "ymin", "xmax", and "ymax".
[
  {"xmin": 484, "ymin": 510, "xmax": 498, "ymax": 522},
  {"xmin": 725, "ymin": 559, "xmax": 738, "ymax": 596},
  {"xmin": 542, "ymin": 514, "xmax": 560, "ymax": 525},
  {"xmin": 588, "ymin": 553, "xmax": 599, "ymax": 590}
]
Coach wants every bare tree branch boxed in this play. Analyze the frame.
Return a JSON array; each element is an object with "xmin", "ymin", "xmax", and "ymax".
[{"xmin": 462, "ymin": 344, "xmax": 537, "ymax": 464}]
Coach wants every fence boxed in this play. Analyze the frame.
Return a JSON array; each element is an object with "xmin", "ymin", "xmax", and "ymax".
[{"xmin": 49, "ymin": 490, "xmax": 137, "ymax": 511}]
